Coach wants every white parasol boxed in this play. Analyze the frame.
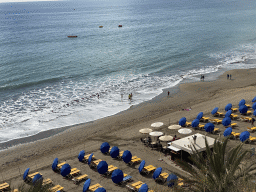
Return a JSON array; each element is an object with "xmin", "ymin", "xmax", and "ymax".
[
  {"xmin": 168, "ymin": 125, "xmax": 181, "ymax": 130},
  {"xmin": 149, "ymin": 131, "xmax": 164, "ymax": 137},
  {"xmin": 151, "ymin": 122, "xmax": 164, "ymax": 128},
  {"xmin": 159, "ymin": 135, "xmax": 173, "ymax": 142},
  {"xmin": 139, "ymin": 128, "xmax": 153, "ymax": 134},
  {"xmin": 178, "ymin": 128, "xmax": 192, "ymax": 134}
]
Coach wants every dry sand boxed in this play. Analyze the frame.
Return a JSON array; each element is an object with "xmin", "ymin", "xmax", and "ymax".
[{"xmin": 1, "ymin": 68, "xmax": 256, "ymax": 191}]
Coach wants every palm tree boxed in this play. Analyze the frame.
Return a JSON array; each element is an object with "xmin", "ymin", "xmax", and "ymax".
[{"xmin": 175, "ymin": 136, "xmax": 256, "ymax": 192}]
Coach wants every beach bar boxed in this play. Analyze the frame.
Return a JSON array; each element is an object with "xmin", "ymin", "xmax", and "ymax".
[{"xmin": 168, "ymin": 133, "xmax": 216, "ymax": 162}]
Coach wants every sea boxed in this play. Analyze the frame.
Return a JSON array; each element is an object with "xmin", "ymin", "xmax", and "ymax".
[{"xmin": 1, "ymin": 0, "xmax": 256, "ymax": 146}]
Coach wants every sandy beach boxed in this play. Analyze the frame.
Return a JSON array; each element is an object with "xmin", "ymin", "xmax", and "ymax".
[{"xmin": 1, "ymin": 68, "xmax": 256, "ymax": 191}]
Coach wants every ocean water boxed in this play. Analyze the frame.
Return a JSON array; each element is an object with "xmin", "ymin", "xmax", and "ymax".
[{"xmin": 1, "ymin": 0, "xmax": 256, "ymax": 144}]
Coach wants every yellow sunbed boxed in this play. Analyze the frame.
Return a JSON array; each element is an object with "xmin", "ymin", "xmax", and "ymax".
[
  {"xmin": 42, "ymin": 178, "xmax": 52, "ymax": 186},
  {"xmin": 89, "ymin": 183, "xmax": 102, "ymax": 191},
  {"xmin": 49, "ymin": 185, "xmax": 64, "ymax": 192},
  {"xmin": 0, "ymin": 182, "xmax": 10, "ymax": 191},
  {"xmin": 72, "ymin": 174, "xmax": 88, "ymax": 184}
]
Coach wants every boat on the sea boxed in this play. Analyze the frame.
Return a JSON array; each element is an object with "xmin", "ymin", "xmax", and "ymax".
[
  {"xmin": 67, "ymin": 36, "xmax": 77, "ymax": 38},
  {"xmin": 118, "ymin": 25, "xmax": 122, "ymax": 27},
  {"xmin": 99, "ymin": 26, "xmax": 103, "ymax": 28}
]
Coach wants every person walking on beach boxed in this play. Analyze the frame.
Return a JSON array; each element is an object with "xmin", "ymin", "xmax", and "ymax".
[
  {"xmin": 230, "ymin": 74, "xmax": 232, "ymax": 80},
  {"xmin": 128, "ymin": 94, "xmax": 131, "ymax": 100},
  {"xmin": 202, "ymin": 75, "xmax": 204, "ymax": 81},
  {"xmin": 227, "ymin": 74, "xmax": 229, "ymax": 79},
  {"xmin": 168, "ymin": 91, "xmax": 170, "ymax": 97}
]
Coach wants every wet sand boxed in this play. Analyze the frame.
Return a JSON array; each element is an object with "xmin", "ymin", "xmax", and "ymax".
[{"xmin": 1, "ymin": 68, "xmax": 256, "ymax": 191}]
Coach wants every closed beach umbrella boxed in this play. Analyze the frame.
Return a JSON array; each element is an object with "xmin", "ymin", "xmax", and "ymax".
[
  {"xmin": 60, "ymin": 164, "xmax": 71, "ymax": 177},
  {"xmin": 138, "ymin": 160, "xmax": 145, "ymax": 173},
  {"xmin": 78, "ymin": 150, "xmax": 85, "ymax": 162},
  {"xmin": 225, "ymin": 110, "xmax": 232, "ymax": 117},
  {"xmin": 204, "ymin": 123, "xmax": 214, "ymax": 132},
  {"xmin": 253, "ymin": 110, "xmax": 256, "ymax": 116},
  {"xmin": 122, "ymin": 150, "xmax": 132, "ymax": 163},
  {"xmin": 110, "ymin": 146, "xmax": 119, "ymax": 158},
  {"xmin": 23, "ymin": 168, "xmax": 30, "ymax": 180},
  {"xmin": 222, "ymin": 117, "xmax": 231, "ymax": 126},
  {"xmin": 138, "ymin": 183, "xmax": 148, "ymax": 192},
  {"xmin": 178, "ymin": 128, "xmax": 192, "ymax": 134},
  {"xmin": 252, "ymin": 103, "xmax": 256, "ymax": 110},
  {"xmin": 88, "ymin": 153, "xmax": 94, "ymax": 165},
  {"xmin": 239, "ymin": 105, "xmax": 248, "ymax": 114},
  {"xmin": 168, "ymin": 125, "xmax": 181, "ymax": 130},
  {"xmin": 179, "ymin": 117, "xmax": 186, "ymax": 126},
  {"xmin": 52, "ymin": 158, "xmax": 58, "ymax": 171},
  {"xmin": 159, "ymin": 135, "xmax": 173, "ymax": 142},
  {"xmin": 95, "ymin": 188, "xmax": 106, "ymax": 192},
  {"xmin": 252, "ymin": 96, "xmax": 256, "ymax": 102},
  {"xmin": 32, "ymin": 173, "xmax": 42, "ymax": 186},
  {"xmin": 149, "ymin": 131, "xmax": 163, "ymax": 137},
  {"xmin": 111, "ymin": 169, "xmax": 124, "ymax": 184},
  {"xmin": 83, "ymin": 179, "xmax": 91, "ymax": 192},
  {"xmin": 97, "ymin": 161, "xmax": 108, "ymax": 174},
  {"xmin": 196, "ymin": 112, "xmax": 203, "ymax": 120},
  {"xmin": 223, "ymin": 127, "xmax": 232, "ymax": 137},
  {"xmin": 211, "ymin": 107, "xmax": 219, "ymax": 115},
  {"xmin": 192, "ymin": 119, "xmax": 200, "ymax": 128},
  {"xmin": 153, "ymin": 167, "xmax": 162, "ymax": 179},
  {"xmin": 139, "ymin": 128, "xmax": 152, "ymax": 134},
  {"xmin": 240, "ymin": 131, "xmax": 250, "ymax": 142},
  {"xmin": 151, "ymin": 122, "xmax": 163, "ymax": 127},
  {"xmin": 225, "ymin": 103, "xmax": 232, "ymax": 111},
  {"xmin": 100, "ymin": 142, "xmax": 110, "ymax": 154},
  {"xmin": 239, "ymin": 99, "xmax": 246, "ymax": 106}
]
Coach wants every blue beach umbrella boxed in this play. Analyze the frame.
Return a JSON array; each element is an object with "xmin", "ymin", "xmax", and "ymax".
[
  {"xmin": 32, "ymin": 173, "xmax": 42, "ymax": 186},
  {"xmin": 97, "ymin": 161, "xmax": 108, "ymax": 174},
  {"xmin": 225, "ymin": 110, "xmax": 232, "ymax": 117},
  {"xmin": 252, "ymin": 103, "xmax": 256, "ymax": 110},
  {"xmin": 253, "ymin": 110, "xmax": 256, "ymax": 116},
  {"xmin": 100, "ymin": 142, "xmax": 110, "ymax": 154},
  {"xmin": 52, "ymin": 158, "xmax": 58, "ymax": 171},
  {"xmin": 95, "ymin": 188, "xmax": 106, "ymax": 192},
  {"xmin": 240, "ymin": 131, "xmax": 250, "ymax": 142},
  {"xmin": 239, "ymin": 99, "xmax": 246, "ymax": 106},
  {"xmin": 239, "ymin": 105, "xmax": 248, "ymax": 114},
  {"xmin": 153, "ymin": 167, "xmax": 162, "ymax": 179},
  {"xmin": 138, "ymin": 183, "xmax": 148, "ymax": 192},
  {"xmin": 122, "ymin": 150, "xmax": 132, "ymax": 163},
  {"xmin": 83, "ymin": 179, "xmax": 91, "ymax": 192},
  {"xmin": 60, "ymin": 164, "xmax": 71, "ymax": 177},
  {"xmin": 78, "ymin": 150, "xmax": 85, "ymax": 162},
  {"xmin": 222, "ymin": 117, "xmax": 231, "ymax": 126},
  {"xmin": 225, "ymin": 103, "xmax": 232, "ymax": 111},
  {"xmin": 179, "ymin": 117, "xmax": 186, "ymax": 126},
  {"xmin": 211, "ymin": 107, "xmax": 219, "ymax": 115},
  {"xmin": 196, "ymin": 112, "xmax": 203, "ymax": 120},
  {"xmin": 252, "ymin": 96, "xmax": 256, "ymax": 102},
  {"xmin": 88, "ymin": 153, "xmax": 94, "ymax": 165},
  {"xmin": 23, "ymin": 168, "xmax": 30, "ymax": 180},
  {"xmin": 167, "ymin": 173, "xmax": 178, "ymax": 187},
  {"xmin": 192, "ymin": 119, "xmax": 200, "ymax": 128},
  {"xmin": 204, "ymin": 123, "xmax": 214, "ymax": 133},
  {"xmin": 110, "ymin": 146, "xmax": 119, "ymax": 158},
  {"xmin": 111, "ymin": 169, "xmax": 124, "ymax": 184},
  {"xmin": 223, "ymin": 127, "xmax": 232, "ymax": 137},
  {"xmin": 138, "ymin": 160, "xmax": 145, "ymax": 173}
]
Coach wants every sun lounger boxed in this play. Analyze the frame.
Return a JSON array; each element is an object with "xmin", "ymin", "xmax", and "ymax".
[
  {"xmin": 12, "ymin": 189, "xmax": 19, "ymax": 192},
  {"xmin": 130, "ymin": 181, "xmax": 144, "ymax": 190},
  {"xmin": 117, "ymin": 151, "xmax": 124, "ymax": 159},
  {"xmin": 230, "ymin": 114, "xmax": 239, "ymax": 120},
  {"xmin": 248, "ymin": 136, "xmax": 256, "ymax": 143},
  {"xmin": 245, "ymin": 104, "xmax": 251, "ymax": 108},
  {"xmin": 72, "ymin": 174, "xmax": 88, "ymax": 184},
  {"xmin": 49, "ymin": 185, "xmax": 64, "ymax": 192},
  {"xmin": 82, "ymin": 154, "xmax": 95, "ymax": 163},
  {"xmin": 56, "ymin": 162, "xmax": 66, "ymax": 171},
  {"xmin": 155, "ymin": 172, "xmax": 169, "ymax": 183},
  {"xmin": 185, "ymin": 122, "xmax": 191, "ymax": 127},
  {"xmin": 42, "ymin": 178, "xmax": 52, "ymax": 186},
  {"xmin": 198, "ymin": 124, "xmax": 205, "ymax": 130},
  {"xmin": 231, "ymin": 108, "xmax": 238, "ymax": 112},
  {"xmin": 106, "ymin": 166, "xmax": 118, "ymax": 175},
  {"xmin": 66, "ymin": 168, "xmax": 80, "ymax": 178},
  {"xmin": 214, "ymin": 119, "xmax": 222, "ymax": 124},
  {"xmin": 89, "ymin": 183, "xmax": 102, "ymax": 191},
  {"xmin": 90, "ymin": 159, "xmax": 102, "ymax": 168},
  {"xmin": 128, "ymin": 157, "xmax": 142, "ymax": 165},
  {"xmin": 230, "ymin": 123, "xmax": 237, "ymax": 128},
  {"xmin": 122, "ymin": 175, "xmax": 132, "ymax": 184},
  {"xmin": 211, "ymin": 128, "xmax": 220, "ymax": 134},
  {"xmin": 141, "ymin": 165, "xmax": 157, "ymax": 175},
  {"xmin": 0, "ymin": 182, "xmax": 10, "ymax": 191},
  {"xmin": 26, "ymin": 172, "xmax": 42, "ymax": 182},
  {"xmin": 201, "ymin": 117, "xmax": 210, "ymax": 122},
  {"xmin": 216, "ymin": 112, "xmax": 224, "ymax": 116},
  {"xmin": 231, "ymin": 132, "xmax": 240, "ymax": 139}
]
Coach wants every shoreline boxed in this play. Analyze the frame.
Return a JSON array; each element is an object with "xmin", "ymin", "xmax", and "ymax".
[{"xmin": 0, "ymin": 67, "xmax": 246, "ymax": 151}]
